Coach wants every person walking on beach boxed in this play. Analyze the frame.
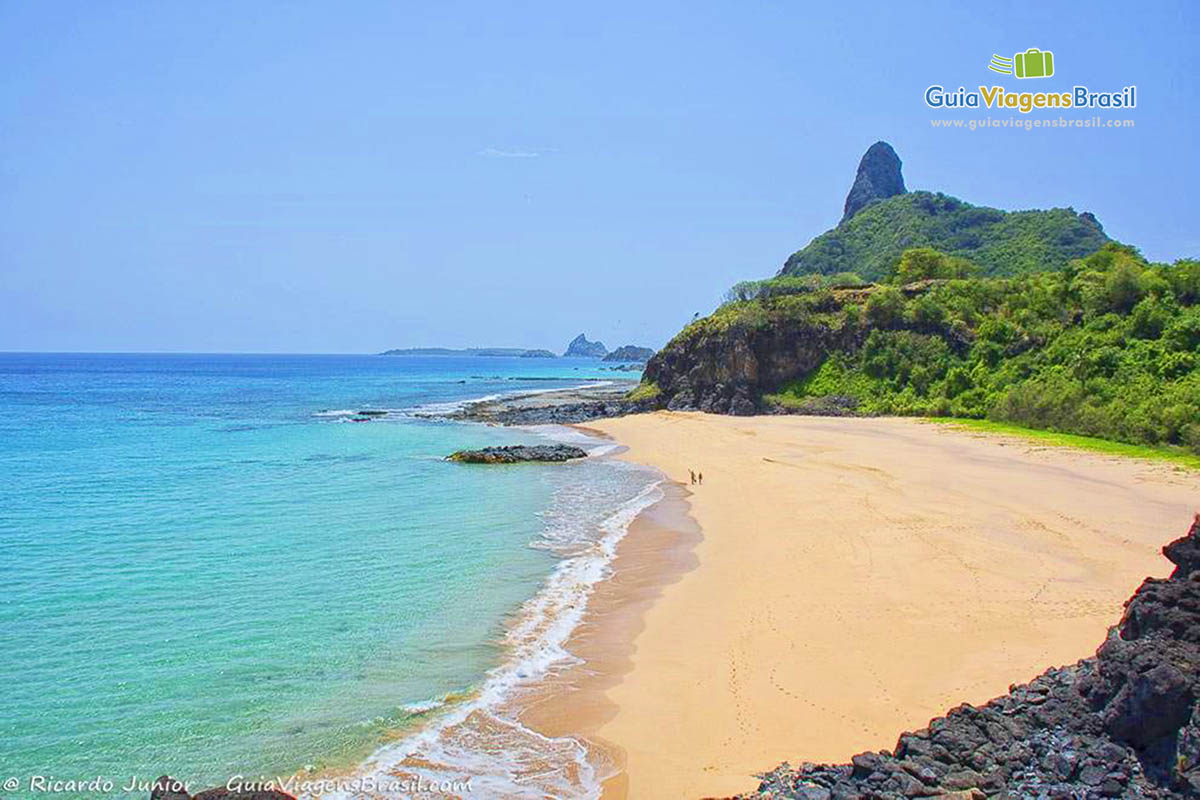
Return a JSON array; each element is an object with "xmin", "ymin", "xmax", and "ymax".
[
  {"xmin": 698, "ymin": 471, "xmax": 703, "ymax": 485},
  {"xmin": 689, "ymin": 469, "xmax": 696, "ymax": 485}
]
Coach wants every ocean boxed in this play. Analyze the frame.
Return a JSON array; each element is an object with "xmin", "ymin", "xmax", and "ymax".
[{"xmin": 0, "ymin": 353, "xmax": 660, "ymax": 798}]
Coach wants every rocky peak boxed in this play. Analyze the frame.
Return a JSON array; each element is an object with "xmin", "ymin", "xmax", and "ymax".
[
  {"xmin": 841, "ymin": 141, "xmax": 906, "ymax": 224},
  {"xmin": 563, "ymin": 333, "xmax": 608, "ymax": 358}
]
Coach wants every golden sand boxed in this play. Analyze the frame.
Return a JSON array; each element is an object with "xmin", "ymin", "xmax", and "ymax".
[{"xmin": 551, "ymin": 413, "xmax": 1200, "ymax": 799}]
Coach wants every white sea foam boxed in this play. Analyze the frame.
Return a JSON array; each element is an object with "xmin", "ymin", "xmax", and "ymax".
[
  {"xmin": 399, "ymin": 699, "xmax": 446, "ymax": 716},
  {"xmin": 319, "ymin": 445, "xmax": 663, "ymax": 800},
  {"xmin": 525, "ymin": 424, "xmax": 621, "ymax": 456}
]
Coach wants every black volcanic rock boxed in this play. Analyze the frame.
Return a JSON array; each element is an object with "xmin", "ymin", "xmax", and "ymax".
[
  {"xmin": 446, "ymin": 444, "xmax": 587, "ymax": 463},
  {"xmin": 563, "ymin": 333, "xmax": 608, "ymax": 358},
  {"xmin": 741, "ymin": 514, "xmax": 1200, "ymax": 799},
  {"xmin": 602, "ymin": 345, "xmax": 655, "ymax": 363},
  {"xmin": 841, "ymin": 141, "xmax": 906, "ymax": 223}
]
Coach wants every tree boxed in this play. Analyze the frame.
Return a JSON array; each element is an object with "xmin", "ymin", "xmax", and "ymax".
[
  {"xmin": 866, "ymin": 286, "xmax": 906, "ymax": 327},
  {"xmin": 892, "ymin": 247, "xmax": 976, "ymax": 284}
]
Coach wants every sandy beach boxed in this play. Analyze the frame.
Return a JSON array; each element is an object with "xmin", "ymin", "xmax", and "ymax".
[{"xmin": 555, "ymin": 412, "xmax": 1200, "ymax": 799}]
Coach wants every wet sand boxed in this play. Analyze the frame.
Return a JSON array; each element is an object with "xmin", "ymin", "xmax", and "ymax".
[
  {"xmin": 517, "ymin": 481, "xmax": 702, "ymax": 799},
  {"xmin": 548, "ymin": 413, "xmax": 1200, "ymax": 799}
]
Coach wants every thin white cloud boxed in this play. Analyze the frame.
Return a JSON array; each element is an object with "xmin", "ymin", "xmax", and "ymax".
[{"xmin": 476, "ymin": 147, "xmax": 549, "ymax": 158}]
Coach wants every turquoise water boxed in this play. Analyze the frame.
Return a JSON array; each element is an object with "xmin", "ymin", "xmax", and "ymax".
[{"xmin": 0, "ymin": 354, "xmax": 651, "ymax": 796}]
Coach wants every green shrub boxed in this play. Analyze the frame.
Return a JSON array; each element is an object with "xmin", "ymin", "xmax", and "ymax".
[
  {"xmin": 709, "ymin": 242, "xmax": 1200, "ymax": 452},
  {"xmin": 866, "ymin": 286, "xmax": 906, "ymax": 328}
]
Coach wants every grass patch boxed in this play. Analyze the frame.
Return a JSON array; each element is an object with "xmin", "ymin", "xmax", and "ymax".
[
  {"xmin": 627, "ymin": 381, "xmax": 662, "ymax": 403},
  {"xmin": 925, "ymin": 417, "xmax": 1200, "ymax": 470}
]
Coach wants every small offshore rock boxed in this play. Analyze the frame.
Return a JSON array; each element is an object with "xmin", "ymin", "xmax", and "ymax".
[{"xmin": 446, "ymin": 444, "xmax": 588, "ymax": 463}]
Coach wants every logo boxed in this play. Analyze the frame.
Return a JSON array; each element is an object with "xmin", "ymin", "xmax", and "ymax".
[
  {"xmin": 923, "ymin": 46, "xmax": 1136, "ymax": 114},
  {"xmin": 989, "ymin": 48, "xmax": 1055, "ymax": 79}
]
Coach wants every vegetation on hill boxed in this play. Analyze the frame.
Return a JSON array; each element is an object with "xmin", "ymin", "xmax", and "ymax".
[
  {"xmin": 780, "ymin": 191, "xmax": 1110, "ymax": 282},
  {"xmin": 645, "ymin": 243, "xmax": 1200, "ymax": 453}
]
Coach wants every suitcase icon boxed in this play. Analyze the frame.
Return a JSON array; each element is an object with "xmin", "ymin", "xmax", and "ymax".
[{"xmin": 1014, "ymin": 48, "xmax": 1054, "ymax": 79}]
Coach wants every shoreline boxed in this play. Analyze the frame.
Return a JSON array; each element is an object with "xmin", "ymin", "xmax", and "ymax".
[
  {"xmin": 559, "ymin": 411, "xmax": 1200, "ymax": 798},
  {"xmin": 516, "ymin": 477, "xmax": 702, "ymax": 800},
  {"xmin": 316, "ymin": 423, "xmax": 667, "ymax": 799}
]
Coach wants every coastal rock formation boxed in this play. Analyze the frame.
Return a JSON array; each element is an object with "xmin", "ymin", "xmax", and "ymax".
[
  {"xmin": 740, "ymin": 515, "xmax": 1200, "ymax": 800},
  {"xmin": 640, "ymin": 287, "xmax": 880, "ymax": 415},
  {"xmin": 602, "ymin": 345, "xmax": 656, "ymax": 363},
  {"xmin": 446, "ymin": 444, "xmax": 588, "ymax": 463},
  {"xmin": 430, "ymin": 383, "xmax": 655, "ymax": 425},
  {"xmin": 841, "ymin": 141, "xmax": 906, "ymax": 223},
  {"xmin": 520, "ymin": 349, "xmax": 557, "ymax": 358},
  {"xmin": 468, "ymin": 399, "xmax": 645, "ymax": 424},
  {"xmin": 563, "ymin": 334, "xmax": 608, "ymax": 358}
]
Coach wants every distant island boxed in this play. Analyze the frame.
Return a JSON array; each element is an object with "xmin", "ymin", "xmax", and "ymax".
[
  {"xmin": 563, "ymin": 333, "xmax": 608, "ymax": 358},
  {"xmin": 602, "ymin": 345, "xmax": 655, "ymax": 363},
  {"xmin": 381, "ymin": 336, "xmax": 655, "ymax": 362},
  {"xmin": 380, "ymin": 347, "xmax": 554, "ymax": 357}
]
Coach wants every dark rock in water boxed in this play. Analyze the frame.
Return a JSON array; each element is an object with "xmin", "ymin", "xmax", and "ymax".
[
  {"xmin": 150, "ymin": 777, "xmax": 192, "ymax": 800},
  {"xmin": 476, "ymin": 400, "xmax": 643, "ymax": 425},
  {"xmin": 355, "ymin": 409, "xmax": 388, "ymax": 416},
  {"xmin": 841, "ymin": 141, "xmax": 906, "ymax": 223},
  {"xmin": 741, "ymin": 514, "xmax": 1200, "ymax": 799},
  {"xmin": 603, "ymin": 345, "xmax": 655, "ymax": 363},
  {"xmin": 447, "ymin": 444, "xmax": 588, "ymax": 463},
  {"xmin": 149, "ymin": 776, "xmax": 293, "ymax": 800},
  {"xmin": 435, "ymin": 383, "xmax": 651, "ymax": 425},
  {"xmin": 563, "ymin": 333, "xmax": 608, "ymax": 358}
]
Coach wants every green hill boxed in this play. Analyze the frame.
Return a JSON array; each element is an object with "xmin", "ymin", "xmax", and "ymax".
[
  {"xmin": 780, "ymin": 191, "xmax": 1110, "ymax": 281},
  {"xmin": 640, "ymin": 243, "xmax": 1200, "ymax": 453}
]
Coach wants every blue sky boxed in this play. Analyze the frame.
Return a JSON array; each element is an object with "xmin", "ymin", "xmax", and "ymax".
[{"xmin": 2, "ymin": 1, "xmax": 1197, "ymax": 353}]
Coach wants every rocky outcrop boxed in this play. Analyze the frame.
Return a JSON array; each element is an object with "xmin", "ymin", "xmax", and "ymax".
[
  {"xmin": 435, "ymin": 382, "xmax": 651, "ymax": 425},
  {"xmin": 641, "ymin": 297, "xmax": 870, "ymax": 415},
  {"xmin": 446, "ymin": 444, "xmax": 588, "ymax": 463},
  {"xmin": 465, "ymin": 399, "xmax": 646, "ymax": 425},
  {"xmin": 563, "ymin": 334, "xmax": 608, "ymax": 358},
  {"xmin": 741, "ymin": 515, "xmax": 1200, "ymax": 800},
  {"xmin": 842, "ymin": 141, "xmax": 906, "ymax": 223},
  {"xmin": 520, "ymin": 349, "xmax": 557, "ymax": 358},
  {"xmin": 603, "ymin": 345, "xmax": 655, "ymax": 363}
]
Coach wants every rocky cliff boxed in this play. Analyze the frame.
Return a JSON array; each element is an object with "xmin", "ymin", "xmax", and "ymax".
[
  {"xmin": 563, "ymin": 333, "xmax": 608, "ymax": 358},
  {"xmin": 842, "ymin": 141, "xmax": 906, "ymax": 223},
  {"xmin": 642, "ymin": 304, "xmax": 861, "ymax": 415},
  {"xmin": 640, "ymin": 283, "xmax": 934, "ymax": 415},
  {"xmin": 741, "ymin": 515, "xmax": 1200, "ymax": 799}
]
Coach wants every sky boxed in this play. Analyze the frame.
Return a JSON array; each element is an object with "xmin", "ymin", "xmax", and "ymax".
[{"xmin": 2, "ymin": 1, "xmax": 1198, "ymax": 353}]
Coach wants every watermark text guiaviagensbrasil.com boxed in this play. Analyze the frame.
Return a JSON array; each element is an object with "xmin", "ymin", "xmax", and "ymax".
[{"xmin": 931, "ymin": 116, "xmax": 1134, "ymax": 132}]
